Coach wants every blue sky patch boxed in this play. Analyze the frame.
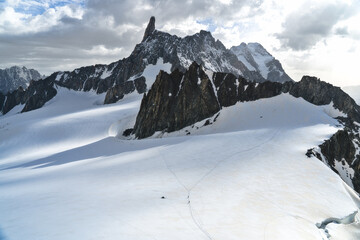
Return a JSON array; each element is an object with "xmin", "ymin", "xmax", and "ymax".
[
  {"xmin": 196, "ymin": 18, "xmax": 217, "ymax": 32},
  {"xmin": 4, "ymin": 0, "xmax": 85, "ymax": 16}
]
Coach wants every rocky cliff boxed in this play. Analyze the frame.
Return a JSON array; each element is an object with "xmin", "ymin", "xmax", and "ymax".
[
  {"xmin": 0, "ymin": 78, "xmax": 57, "ymax": 114},
  {"xmin": 132, "ymin": 62, "xmax": 285, "ymax": 138},
  {"xmin": 131, "ymin": 63, "xmax": 360, "ymax": 193},
  {"xmin": 133, "ymin": 62, "xmax": 220, "ymax": 138},
  {"xmin": 134, "ymin": 68, "xmax": 356, "ymax": 139}
]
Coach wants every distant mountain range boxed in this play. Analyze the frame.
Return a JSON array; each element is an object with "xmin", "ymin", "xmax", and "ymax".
[
  {"xmin": 51, "ymin": 16, "xmax": 292, "ymax": 97},
  {"xmin": 0, "ymin": 17, "xmax": 293, "ymax": 115},
  {"xmin": 0, "ymin": 66, "xmax": 43, "ymax": 94},
  {"xmin": 230, "ymin": 42, "xmax": 292, "ymax": 83}
]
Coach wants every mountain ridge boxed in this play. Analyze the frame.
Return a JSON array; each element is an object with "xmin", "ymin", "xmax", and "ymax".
[
  {"xmin": 130, "ymin": 62, "xmax": 360, "ymax": 193},
  {"xmin": 1, "ymin": 17, "xmax": 294, "ymax": 116}
]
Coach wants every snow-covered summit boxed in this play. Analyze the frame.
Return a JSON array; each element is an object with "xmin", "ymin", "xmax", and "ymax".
[
  {"xmin": 230, "ymin": 42, "xmax": 293, "ymax": 83},
  {"xmin": 134, "ymin": 18, "xmax": 265, "ymax": 82},
  {"xmin": 0, "ymin": 66, "xmax": 43, "ymax": 94},
  {"xmin": 54, "ymin": 17, "xmax": 276, "ymax": 97}
]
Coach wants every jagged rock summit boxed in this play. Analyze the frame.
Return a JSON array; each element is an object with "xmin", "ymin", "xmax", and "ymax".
[
  {"xmin": 142, "ymin": 16, "xmax": 156, "ymax": 42},
  {"xmin": 0, "ymin": 66, "xmax": 43, "ymax": 94}
]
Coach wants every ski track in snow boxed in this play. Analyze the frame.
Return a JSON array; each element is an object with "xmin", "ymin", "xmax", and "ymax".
[
  {"xmin": 161, "ymin": 129, "xmax": 282, "ymax": 240},
  {"xmin": 1, "ymin": 88, "xmax": 360, "ymax": 240}
]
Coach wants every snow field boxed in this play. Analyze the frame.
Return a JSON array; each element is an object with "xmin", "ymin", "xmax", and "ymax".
[{"xmin": 0, "ymin": 88, "xmax": 359, "ymax": 240}]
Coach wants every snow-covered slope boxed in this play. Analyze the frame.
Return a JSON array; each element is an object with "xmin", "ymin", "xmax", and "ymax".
[
  {"xmin": 0, "ymin": 66, "xmax": 43, "ymax": 94},
  {"xmin": 0, "ymin": 87, "xmax": 359, "ymax": 240},
  {"xmin": 343, "ymin": 85, "xmax": 360, "ymax": 105},
  {"xmin": 230, "ymin": 43, "xmax": 293, "ymax": 83}
]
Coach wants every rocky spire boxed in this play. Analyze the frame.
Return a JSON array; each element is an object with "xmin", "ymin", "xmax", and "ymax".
[{"xmin": 142, "ymin": 16, "xmax": 156, "ymax": 42}]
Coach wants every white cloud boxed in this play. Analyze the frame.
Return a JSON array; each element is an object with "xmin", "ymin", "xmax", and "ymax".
[
  {"xmin": 0, "ymin": 4, "xmax": 84, "ymax": 34},
  {"xmin": 84, "ymin": 45, "xmax": 123, "ymax": 56},
  {"xmin": 0, "ymin": 0, "xmax": 359, "ymax": 87},
  {"xmin": 161, "ymin": 16, "xmax": 207, "ymax": 37}
]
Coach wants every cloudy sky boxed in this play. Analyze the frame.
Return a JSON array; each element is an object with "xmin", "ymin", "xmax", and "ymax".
[{"xmin": 0, "ymin": 0, "xmax": 359, "ymax": 87}]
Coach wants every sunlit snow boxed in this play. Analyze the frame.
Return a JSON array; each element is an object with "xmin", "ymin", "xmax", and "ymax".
[
  {"xmin": 0, "ymin": 88, "xmax": 359, "ymax": 240},
  {"xmin": 140, "ymin": 57, "xmax": 172, "ymax": 89}
]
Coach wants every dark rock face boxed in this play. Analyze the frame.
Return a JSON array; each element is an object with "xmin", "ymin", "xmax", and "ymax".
[
  {"xmin": 0, "ymin": 92, "xmax": 5, "ymax": 112},
  {"xmin": 173, "ymin": 63, "xmax": 220, "ymax": 131},
  {"xmin": 134, "ymin": 76, "xmax": 147, "ymax": 94},
  {"xmin": 104, "ymin": 76, "xmax": 147, "ymax": 104},
  {"xmin": 21, "ymin": 79, "xmax": 57, "ymax": 113},
  {"xmin": 133, "ymin": 70, "xmax": 183, "ymax": 138},
  {"xmin": 239, "ymin": 80, "xmax": 283, "ymax": 102},
  {"xmin": 319, "ymin": 130, "xmax": 356, "ymax": 169},
  {"xmin": 283, "ymin": 76, "xmax": 360, "ymax": 122},
  {"xmin": 142, "ymin": 16, "xmax": 156, "ymax": 42},
  {"xmin": 133, "ymin": 63, "xmax": 220, "ymax": 138},
  {"xmin": 133, "ymin": 62, "xmax": 289, "ymax": 138},
  {"xmin": 213, "ymin": 72, "xmax": 238, "ymax": 107},
  {"xmin": 2, "ymin": 87, "xmax": 26, "ymax": 114},
  {"xmin": 104, "ymin": 81, "xmax": 135, "ymax": 104},
  {"xmin": 1, "ymin": 78, "xmax": 57, "ymax": 114}
]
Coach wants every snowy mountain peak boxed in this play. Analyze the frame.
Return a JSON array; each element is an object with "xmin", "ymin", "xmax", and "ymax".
[
  {"xmin": 247, "ymin": 42, "xmax": 270, "ymax": 56},
  {"xmin": 230, "ymin": 42, "xmax": 293, "ymax": 83},
  {"xmin": 2, "ymin": 17, "xmax": 293, "ymax": 114},
  {"xmin": 142, "ymin": 16, "xmax": 156, "ymax": 42},
  {"xmin": 0, "ymin": 66, "xmax": 43, "ymax": 94},
  {"xmin": 52, "ymin": 17, "xmax": 292, "ymax": 100}
]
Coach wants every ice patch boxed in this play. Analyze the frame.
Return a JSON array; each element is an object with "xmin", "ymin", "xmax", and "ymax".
[
  {"xmin": 141, "ymin": 57, "xmax": 172, "ymax": 90},
  {"xmin": 204, "ymin": 69, "xmax": 214, "ymax": 80},
  {"xmin": 100, "ymin": 68, "xmax": 112, "ymax": 79},
  {"xmin": 55, "ymin": 72, "xmax": 64, "ymax": 81},
  {"xmin": 322, "ymin": 102, "xmax": 348, "ymax": 118}
]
